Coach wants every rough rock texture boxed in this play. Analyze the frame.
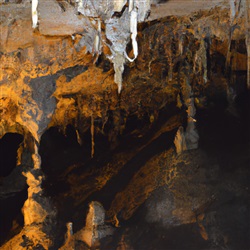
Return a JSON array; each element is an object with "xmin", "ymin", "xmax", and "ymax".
[
  {"xmin": 0, "ymin": 0, "xmax": 249, "ymax": 249},
  {"xmin": 60, "ymin": 201, "xmax": 114, "ymax": 249}
]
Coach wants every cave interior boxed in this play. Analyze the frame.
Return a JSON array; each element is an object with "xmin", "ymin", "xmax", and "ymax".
[{"xmin": 0, "ymin": 0, "xmax": 250, "ymax": 249}]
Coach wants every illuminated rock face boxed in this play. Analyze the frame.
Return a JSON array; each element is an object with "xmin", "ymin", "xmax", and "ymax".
[
  {"xmin": 0, "ymin": 0, "xmax": 249, "ymax": 249},
  {"xmin": 0, "ymin": 0, "xmax": 247, "ymax": 141}
]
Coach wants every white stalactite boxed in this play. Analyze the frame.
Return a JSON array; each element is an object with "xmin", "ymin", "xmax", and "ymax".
[
  {"xmin": 129, "ymin": 0, "xmax": 134, "ymax": 12},
  {"xmin": 229, "ymin": 0, "xmax": 236, "ymax": 21},
  {"xmin": 113, "ymin": 0, "xmax": 127, "ymax": 12},
  {"xmin": 77, "ymin": 0, "xmax": 84, "ymax": 10},
  {"xmin": 125, "ymin": 8, "xmax": 139, "ymax": 62},
  {"xmin": 32, "ymin": 0, "xmax": 39, "ymax": 28}
]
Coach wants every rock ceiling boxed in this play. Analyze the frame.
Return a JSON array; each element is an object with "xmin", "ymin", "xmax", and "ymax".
[{"xmin": 0, "ymin": 0, "xmax": 247, "ymax": 142}]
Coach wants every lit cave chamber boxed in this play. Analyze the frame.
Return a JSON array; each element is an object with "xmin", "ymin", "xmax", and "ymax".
[{"xmin": 0, "ymin": 0, "xmax": 250, "ymax": 249}]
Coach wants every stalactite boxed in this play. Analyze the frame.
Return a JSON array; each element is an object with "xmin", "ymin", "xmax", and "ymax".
[
  {"xmin": 226, "ymin": 0, "xmax": 236, "ymax": 75},
  {"xmin": 179, "ymin": 36, "xmax": 183, "ymax": 56},
  {"xmin": 168, "ymin": 52, "xmax": 173, "ymax": 82},
  {"xmin": 124, "ymin": 8, "xmax": 139, "ymax": 62},
  {"xmin": 229, "ymin": 0, "xmax": 236, "ymax": 21},
  {"xmin": 194, "ymin": 39, "xmax": 207, "ymax": 84},
  {"xmin": 129, "ymin": 0, "xmax": 134, "ymax": 12},
  {"xmin": 113, "ymin": 0, "xmax": 127, "ymax": 12},
  {"xmin": 91, "ymin": 115, "xmax": 95, "ymax": 158},
  {"xmin": 77, "ymin": 0, "xmax": 83, "ymax": 10},
  {"xmin": 76, "ymin": 129, "xmax": 82, "ymax": 146},
  {"xmin": 32, "ymin": 0, "xmax": 39, "ymax": 28}
]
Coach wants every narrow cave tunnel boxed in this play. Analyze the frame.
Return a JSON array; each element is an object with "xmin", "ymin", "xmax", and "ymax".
[{"xmin": 0, "ymin": 133, "xmax": 28, "ymax": 245}]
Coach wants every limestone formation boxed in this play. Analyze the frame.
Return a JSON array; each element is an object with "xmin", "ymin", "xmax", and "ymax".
[
  {"xmin": 174, "ymin": 126, "xmax": 187, "ymax": 154},
  {"xmin": 0, "ymin": 0, "xmax": 249, "ymax": 249},
  {"xmin": 60, "ymin": 201, "xmax": 114, "ymax": 249},
  {"xmin": 76, "ymin": 201, "xmax": 114, "ymax": 247}
]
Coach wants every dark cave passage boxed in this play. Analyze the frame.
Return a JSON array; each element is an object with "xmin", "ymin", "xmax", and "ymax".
[
  {"xmin": 0, "ymin": 133, "xmax": 23, "ymax": 177},
  {"xmin": 197, "ymin": 87, "xmax": 250, "ymax": 164},
  {"xmin": 0, "ymin": 133, "xmax": 27, "ymax": 246},
  {"xmin": 0, "ymin": 188, "xmax": 28, "ymax": 246},
  {"xmin": 39, "ymin": 125, "xmax": 87, "ymax": 176}
]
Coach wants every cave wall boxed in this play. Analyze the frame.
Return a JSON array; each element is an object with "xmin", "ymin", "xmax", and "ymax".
[
  {"xmin": 0, "ymin": 0, "xmax": 249, "ymax": 248},
  {"xmin": 0, "ymin": 0, "xmax": 247, "ymax": 142}
]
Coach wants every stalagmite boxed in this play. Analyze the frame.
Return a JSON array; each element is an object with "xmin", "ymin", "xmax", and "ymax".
[
  {"xmin": 180, "ymin": 76, "xmax": 199, "ymax": 151},
  {"xmin": 22, "ymin": 171, "xmax": 46, "ymax": 226},
  {"xmin": 174, "ymin": 126, "xmax": 187, "ymax": 154},
  {"xmin": 13, "ymin": 138, "xmax": 56, "ymax": 249},
  {"xmin": 65, "ymin": 222, "xmax": 73, "ymax": 245},
  {"xmin": 59, "ymin": 222, "xmax": 74, "ymax": 250},
  {"xmin": 184, "ymin": 79, "xmax": 199, "ymax": 150},
  {"xmin": 75, "ymin": 201, "xmax": 114, "ymax": 247},
  {"xmin": 22, "ymin": 141, "xmax": 45, "ymax": 226}
]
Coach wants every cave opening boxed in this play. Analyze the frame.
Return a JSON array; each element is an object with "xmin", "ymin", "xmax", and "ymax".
[
  {"xmin": 0, "ymin": 133, "xmax": 23, "ymax": 177},
  {"xmin": 39, "ymin": 125, "xmax": 86, "ymax": 177},
  {"xmin": 0, "ymin": 133, "xmax": 28, "ymax": 246}
]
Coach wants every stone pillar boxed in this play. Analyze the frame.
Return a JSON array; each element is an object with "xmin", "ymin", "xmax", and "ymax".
[
  {"xmin": 175, "ymin": 76, "xmax": 199, "ymax": 154},
  {"xmin": 22, "ymin": 141, "xmax": 48, "ymax": 226},
  {"xmin": 20, "ymin": 138, "xmax": 55, "ymax": 249}
]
